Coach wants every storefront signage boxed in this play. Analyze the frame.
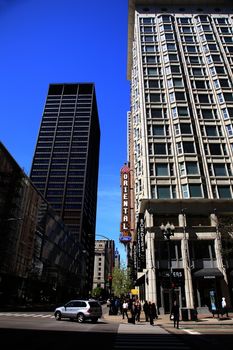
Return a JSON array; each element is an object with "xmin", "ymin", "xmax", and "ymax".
[
  {"xmin": 119, "ymin": 164, "xmax": 131, "ymax": 244},
  {"xmin": 137, "ymin": 214, "xmax": 146, "ymax": 271}
]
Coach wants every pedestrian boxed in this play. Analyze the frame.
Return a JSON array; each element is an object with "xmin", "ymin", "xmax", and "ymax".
[
  {"xmin": 221, "ymin": 297, "xmax": 229, "ymax": 317},
  {"xmin": 143, "ymin": 300, "xmax": 149, "ymax": 322},
  {"xmin": 107, "ymin": 298, "xmax": 111, "ymax": 308},
  {"xmin": 148, "ymin": 301, "xmax": 155, "ymax": 325},
  {"xmin": 151, "ymin": 302, "xmax": 158, "ymax": 321},
  {"xmin": 122, "ymin": 300, "xmax": 128, "ymax": 319},
  {"xmin": 134, "ymin": 300, "xmax": 142, "ymax": 322},
  {"xmin": 171, "ymin": 300, "xmax": 180, "ymax": 329}
]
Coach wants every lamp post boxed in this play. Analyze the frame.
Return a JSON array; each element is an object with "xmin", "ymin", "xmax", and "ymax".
[{"xmin": 160, "ymin": 222, "xmax": 175, "ymax": 305}]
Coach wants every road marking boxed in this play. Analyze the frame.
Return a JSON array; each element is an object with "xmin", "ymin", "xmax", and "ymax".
[
  {"xmin": 0, "ymin": 312, "xmax": 52, "ymax": 318},
  {"xmin": 183, "ymin": 329, "xmax": 200, "ymax": 335},
  {"xmin": 32, "ymin": 314, "xmax": 43, "ymax": 317}
]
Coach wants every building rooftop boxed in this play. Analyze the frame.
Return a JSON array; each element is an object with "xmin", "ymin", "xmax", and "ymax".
[{"xmin": 127, "ymin": 0, "xmax": 233, "ymax": 79}]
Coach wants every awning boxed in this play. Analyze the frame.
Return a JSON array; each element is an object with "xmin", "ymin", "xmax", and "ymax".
[
  {"xmin": 194, "ymin": 268, "xmax": 223, "ymax": 278},
  {"xmin": 135, "ymin": 273, "xmax": 145, "ymax": 286}
]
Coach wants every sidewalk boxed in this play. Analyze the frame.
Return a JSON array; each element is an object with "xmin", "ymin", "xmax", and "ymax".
[{"xmin": 102, "ymin": 310, "xmax": 233, "ymax": 327}]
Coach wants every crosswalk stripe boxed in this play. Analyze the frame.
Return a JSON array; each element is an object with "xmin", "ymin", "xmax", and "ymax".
[
  {"xmin": 114, "ymin": 325, "xmax": 191, "ymax": 350},
  {"xmin": 183, "ymin": 329, "xmax": 200, "ymax": 335}
]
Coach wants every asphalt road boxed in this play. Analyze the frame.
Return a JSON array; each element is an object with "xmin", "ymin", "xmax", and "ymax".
[
  {"xmin": 0, "ymin": 311, "xmax": 233, "ymax": 350},
  {"xmin": 0, "ymin": 312, "xmax": 118, "ymax": 349}
]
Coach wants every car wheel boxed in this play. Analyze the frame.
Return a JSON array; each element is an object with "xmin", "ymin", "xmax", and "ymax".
[
  {"xmin": 91, "ymin": 317, "xmax": 98, "ymax": 323},
  {"xmin": 55, "ymin": 311, "xmax": 61, "ymax": 321},
  {"xmin": 77, "ymin": 313, "xmax": 85, "ymax": 323}
]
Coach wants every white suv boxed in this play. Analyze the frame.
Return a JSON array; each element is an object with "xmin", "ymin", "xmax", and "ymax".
[{"xmin": 54, "ymin": 299, "xmax": 102, "ymax": 323}]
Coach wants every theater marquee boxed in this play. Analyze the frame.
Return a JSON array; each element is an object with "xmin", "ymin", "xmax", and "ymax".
[{"xmin": 119, "ymin": 164, "xmax": 132, "ymax": 244}]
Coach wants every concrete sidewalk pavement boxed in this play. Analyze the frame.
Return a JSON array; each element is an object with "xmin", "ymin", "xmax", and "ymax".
[{"xmin": 102, "ymin": 310, "xmax": 233, "ymax": 328}]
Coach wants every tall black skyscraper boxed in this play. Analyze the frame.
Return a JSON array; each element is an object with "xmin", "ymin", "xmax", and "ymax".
[{"xmin": 30, "ymin": 83, "xmax": 100, "ymax": 295}]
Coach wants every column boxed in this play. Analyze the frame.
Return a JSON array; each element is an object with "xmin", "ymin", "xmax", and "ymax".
[
  {"xmin": 179, "ymin": 213, "xmax": 194, "ymax": 309},
  {"xmin": 145, "ymin": 210, "xmax": 157, "ymax": 303},
  {"xmin": 211, "ymin": 213, "xmax": 228, "ymax": 284}
]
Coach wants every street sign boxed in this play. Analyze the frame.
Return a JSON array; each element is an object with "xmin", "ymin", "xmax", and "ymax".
[{"xmin": 131, "ymin": 289, "xmax": 139, "ymax": 295}]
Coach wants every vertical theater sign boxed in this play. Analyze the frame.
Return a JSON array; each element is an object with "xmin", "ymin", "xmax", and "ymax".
[{"xmin": 119, "ymin": 164, "xmax": 132, "ymax": 244}]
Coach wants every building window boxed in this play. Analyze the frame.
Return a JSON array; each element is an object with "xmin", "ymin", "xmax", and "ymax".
[
  {"xmin": 154, "ymin": 143, "xmax": 167, "ymax": 154},
  {"xmin": 152, "ymin": 125, "xmax": 165, "ymax": 136},
  {"xmin": 144, "ymin": 35, "xmax": 154, "ymax": 42},
  {"xmin": 189, "ymin": 184, "xmax": 203, "ymax": 197},
  {"xmin": 150, "ymin": 93, "xmax": 161, "ymax": 102},
  {"xmin": 209, "ymin": 144, "xmax": 222, "ymax": 155},
  {"xmin": 145, "ymin": 45, "xmax": 155, "ymax": 52},
  {"xmin": 169, "ymin": 92, "xmax": 175, "ymax": 102},
  {"xmin": 169, "ymin": 54, "xmax": 178, "ymax": 61},
  {"xmin": 191, "ymin": 240, "xmax": 215, "ymax": 260},
  {"xmin": 198, "ymin": 94, "xmax": 210, "ymax": 103},
  {"xmin": 157, "ymin": 185, "xmax": 171, "ymax": 198},
  {"xmin": 179, "ymin": 162, "xmax": 185, "ymax": 176},
  {"xmin": 186, "ymin": 162, "xmax": 199, "ymax": 175},
  {"xmin": 202, "ymin": 109, "xmax": 214, "ymax": 119},
  {"xmin": 143, "ymin": 26, "xmax": 153, "ymax": 33},
  {"xmin": 206, "ymin": 126, "xmax": 217, "ymax": 136},
  {"xmin": 222, "ymin": 108, "xmax": 229, "ymax": 120},
  {"xmin": 213, "ymin": 164, "xmax": 227, "ymax": 176},
  {"xmin": 218, "ymin": 186, "xmax": 232, "ymax": 198},
  {"xmin": 151, "ymin": 185, "xmax": 156, "ymax": 198},
  {"xmin": 192, "ymin": 68, "xmax": 203, "ymax": 76},
  {"xmin": 175, "ymin": 92, "xmax": 185, "ymax": 101},
  {"xmin": 148, "ymin": 68, "xmax": 157, "ymax": 75},
  {"xmin": 173, "ymin": 78, "xmax": 183, "ymax": 87},
  {"xmin": 172, "ymin": 107, "xmax": 178, "ymax": 118},
  {"xmin": 182, "ymin": 184, "xmax": 189, "ymax": 198},
  {"xmin": 146, "ymin": 56, "xmax": 156, "ymax": 64},
  {"xmin": 177, "ymin": 142, "xmax": 182, "ymax": 154},
  {"xmin": 178, "ymin": 107, "xmax": 189, "ymax": 117},
  {"xmin": 226, "ymin": 124, "xmax": 233, "ymax": 136},
  {"xmin": 148, "ymin": 79, "xmax": 159, "ymax": 88},
  {"xmin": 182, "ymin": 184, "xmax": 203, "ymax": 198},
  {"xmin": 180, "ymin": 123, "xmax": 192, "ymax": 134},
  {"xmin": 189, "ymin": 56, "xmax": 200, "ymax": 64},
  {"xmin": 151, "ymin": 108, "xmax": 163, "ymax": 118},
  {"xmin": 183, "ymin": 142, "xmax": 195, "ymax": 153},
  {"xmin": 155, "ymin": 163, "xmax": 169, "ymax": 176},
  {"xmin": 186, "ymin": 45, "xmax": 197, "ymax": 53},
  {"xmin": 142, "ymin": 18, "xmax": 153, "ymax": 24}
]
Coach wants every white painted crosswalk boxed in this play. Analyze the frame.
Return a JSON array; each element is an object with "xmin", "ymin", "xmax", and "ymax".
[
  {"xmin": 0, "ymin": 312, "xmax": 54, "ymax": 318},
  {"xmin": 113, "ymin": 324, "xmax": 191, "ymax": 349}
]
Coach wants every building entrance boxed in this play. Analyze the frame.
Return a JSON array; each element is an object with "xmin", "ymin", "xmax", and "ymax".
[{"xmin": 162, "ymin": 288, "xmax": 180, "ymax": 313}]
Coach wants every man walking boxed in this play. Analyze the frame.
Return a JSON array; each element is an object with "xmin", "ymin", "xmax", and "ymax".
[
  {"xmin": 122, "ymin": 300, "xmax": 128, "ymax": 319},
  {"xmin": 171, "ymin": 300, "xmax": 180, "ymax": 329}
]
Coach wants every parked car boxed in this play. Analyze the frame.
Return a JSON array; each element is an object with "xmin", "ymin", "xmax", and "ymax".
[{"xmin": 54, "ymin": 299, "xmax": 102, "ymax": 323}]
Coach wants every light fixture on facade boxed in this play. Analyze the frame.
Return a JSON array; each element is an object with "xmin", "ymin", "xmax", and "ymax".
[{"xmin": 160, "ymin": 222, "xmax": 175, "ymax": 240}]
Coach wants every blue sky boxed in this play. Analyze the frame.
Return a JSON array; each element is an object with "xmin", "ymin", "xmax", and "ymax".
[{"xmin": 0, "ymin": 0, "xmax": 130, "ymax": 263}]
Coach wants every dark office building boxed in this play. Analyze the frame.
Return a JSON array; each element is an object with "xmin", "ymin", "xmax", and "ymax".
[
  {"xmin": 30, "ymin": 83, "xmax": 100, "ymax": 295},
  {"xmin": 0, "ymin": 142, "xmax": 83, "ymax": 305}
]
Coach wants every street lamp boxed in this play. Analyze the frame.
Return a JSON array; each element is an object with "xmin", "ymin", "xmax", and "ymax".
[
  {"xmin": 160, "ymin": 222, "xmax": 175, "ymax": 304},
  {"xmin": 160, "ymin": 222, "xmax": 175, "ymax": 240}
]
